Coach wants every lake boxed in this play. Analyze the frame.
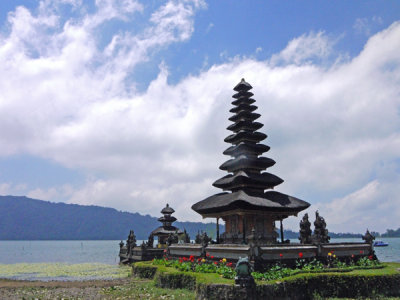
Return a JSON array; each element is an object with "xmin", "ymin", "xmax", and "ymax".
[{"xmin": 0, "ymin": 238, "xmax": 399, "ymax": 265}]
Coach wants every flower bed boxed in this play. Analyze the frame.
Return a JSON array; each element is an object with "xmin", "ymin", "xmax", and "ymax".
[
  {"xmin": 151, "ymin": 253, "xmax": 381, "ymax": 282},
  {"xmin": 152, "ymin": 254, "xmax": 236, "ymax": 279}
]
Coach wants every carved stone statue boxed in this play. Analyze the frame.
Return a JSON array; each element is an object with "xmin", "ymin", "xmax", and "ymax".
[
  {"xmin": 146, "ymin": 233, "xmax": 154, "ymax": 248},
  {"xmin": 119, "ymin": 240, "xmax": 124, "ymax": 249},
  {"xmin": 182, "ymin": 229, "xmax": 191, "ymax": 243},
  {"xmin": 195, "ymin": 231, "xmax": 202, "ymax": 244},
  {"xmin": 200, "ymin": 232, "xmax": 212, "ymax": 247},
  {"xmin": 166, "ymin": 231, "xmax": 179, "ymax": 246},
  {"xmin": 362, "ymin": 229, "xmax": 375, "ymax": 245},
  {"xmin": 235, "ymin": 257, "xmax": 255, "ymax": 288},
  {"xmin": 126, "ymin": 230, "xmax": 136, "ymax": 256},
  {"xmin": 312, "ymin": 211, "xmax": 330, "ymax": 244},
  {"xmin": 299, "ymin": 213, "xmax": 312, "ymax": 244}
]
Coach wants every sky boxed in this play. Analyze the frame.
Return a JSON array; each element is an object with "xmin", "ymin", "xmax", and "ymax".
[{"xmin": 0, "ymin": 0, "xmax": 399, "ymax": 234}]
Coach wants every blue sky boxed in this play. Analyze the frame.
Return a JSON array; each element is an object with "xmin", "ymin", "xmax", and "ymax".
[{"xmin": 0, "ymin": 0, "xmax": 399, "ymax": 233}]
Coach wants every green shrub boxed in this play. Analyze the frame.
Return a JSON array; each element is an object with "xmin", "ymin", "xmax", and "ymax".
[
  {"xmin": 156, "ymin": 272, "xmax": 197, "ymax": 290},
  {"xmin": 131, "ymin": 263, "xmax": 157, "ymax": 279}
]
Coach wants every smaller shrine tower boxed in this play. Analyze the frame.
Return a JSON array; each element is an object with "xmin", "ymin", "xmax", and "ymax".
[
  {"xmin": 151, "ymin": 204, "xmax": 182, "ymax": 246},
  {"xmin": 192, "ymin": 79, "xmax": 310, "ymax": 245}
]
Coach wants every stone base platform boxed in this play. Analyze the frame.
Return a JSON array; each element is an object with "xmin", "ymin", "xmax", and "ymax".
[
  {"xmin": 168, "ymin": 242, "xmax": 373, "ymax": 270},
  {"xmin": 119, "ymin": 247, "xmax": 164, "ymax": 264}
]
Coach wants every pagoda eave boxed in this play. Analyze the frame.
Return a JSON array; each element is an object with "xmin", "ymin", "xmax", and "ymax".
[
  {"xmin": 196, "ymin": 209, "xmax": 296, "ymax": 219},
  {"xmin": 151, "ymin": 226, "xmax": 182, "ymax": 236},
  {"xmin": 229, "ymin": 112, "xmax": 260, "ymax": 122},
  {"xmin": 213, "ymin": 171, "xmax": 284, "ymax": 190},
  {"xmin": 227, "ymin": 121, "xmax": 263, "ymax": 132},
  {"xmin": 229, "ymin": 105, "xmax": 257, "ymax": 114},
  {"xmin": 232, "ymin": 91, "xmax": 254, "ymax": 99},
  {"xmin": 219, "ymin": 156, "xmax": 276, "ymax": 172},
  {"xmin": 233, "ymin": 78, "xmax": 253, "ymax": 91},
  {"xmin": 223, "ymin": 143, "xmax": 270, "ymax": 157},
  {"xmin": 232, "ymin": 98, "xmax": 256, "ymax": 106},
  {"xmin": 191, "ymin": 191, "xmax": 310, "ymax": 217},
  {"xmin": 224, "ymin": 131, "xmax": 267, "ymax": 144}
]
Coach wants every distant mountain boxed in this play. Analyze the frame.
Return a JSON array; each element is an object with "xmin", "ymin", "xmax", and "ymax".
[
  {"xmin": 2, "ymin": 195, "xmax": 393, "ymax": 241},
  {"xmin": 0, "ymin": 195, "xmax": 221, "ymax": 240}
]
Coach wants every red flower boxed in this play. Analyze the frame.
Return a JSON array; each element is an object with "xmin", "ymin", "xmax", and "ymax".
[
  {"xmin": 197, "ymin": 258, "xmax": 201, "ymax": 262},
  {"xmin": 163, "ymin": 249, "xmax": 167, "ymax": 253},
  {"xmin": 227, "ymin": 262, "xmax": 233, "ymax": 267},
  {"xmin": 211, "ymin": 256, "xmax": 214, "ymax": 259},
  {"xmin": 214, "ymin": 261, "xmax": 218, "ymax": 265},
  {"xmin": 298, "ymin": 252, "xmax": 303, "ymax": 258},
  {"xmin": 359, "ymin": 250, "xmax": 363, "ymax": 254},
  {"xmin": 351, "ymin": 254, "xmax": 355, "ymax": 258},
  {"xmin": 368, "ymin": 255, "xmax": 373, "ymax": 260},
  {"xmin": 206, "ymin": 253, "xmax": 210, "ymax": 257},
  {"xmin": 189, "ymin": 255, "xmax": 194, "ymax": 260},
  {"xmin": 183, "ymin": 257, "xmax": 188, "ymax": 261},
  {"xmin": 279, "ymin": 253, "xmax": 283, "ymax": 257}
]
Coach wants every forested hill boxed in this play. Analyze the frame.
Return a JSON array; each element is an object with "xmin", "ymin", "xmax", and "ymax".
[{"xmin": 0, "ymin": 195, "xmax": 219, "ymax": 240}]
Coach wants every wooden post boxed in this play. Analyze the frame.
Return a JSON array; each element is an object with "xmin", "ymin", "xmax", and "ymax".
[
  {"xmin": 242, "ymin": 216, "xmax": 246, "ymax": 244},
  {"xmin": 216, "ymin": 217, "xmax": 220, "ymax": 244},
  {"xmin": 280, "ymin": 219, "xmax": 284, "ymax": 243}
]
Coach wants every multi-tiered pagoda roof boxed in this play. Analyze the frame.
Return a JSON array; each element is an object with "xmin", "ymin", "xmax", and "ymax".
[
  {"xmin": 192, "ymin": 79, "xmax": 310, "ymax": 218},
  {"xmin": 151, "ymin": 204, "xmax": 182, "ymax": 237}
]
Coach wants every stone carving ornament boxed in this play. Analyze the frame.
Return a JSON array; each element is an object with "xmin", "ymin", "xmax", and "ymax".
[{"xmin": 299, "ymin": 213, "xmax": 312, "ymax": 244}]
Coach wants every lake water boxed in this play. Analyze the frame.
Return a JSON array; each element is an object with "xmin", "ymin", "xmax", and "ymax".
[{"xmin": 0, "ymin": 238, "xmax": 399, "ymax": 265}]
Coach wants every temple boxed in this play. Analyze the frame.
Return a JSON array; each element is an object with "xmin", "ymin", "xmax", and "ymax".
[
  {"xmin": 120, "ymin": 79, "xmax": 374, "ymax": 269},
  {"xmin": 192, "ymin": 79, "xmax": 310, "ymax": 244},
  {"xmin": 151, "ymin": 204, "xmax": 182, "ymax": 246}
]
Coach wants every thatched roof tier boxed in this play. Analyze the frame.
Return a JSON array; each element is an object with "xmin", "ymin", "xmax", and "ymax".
[
  {"xmin": 191, "ymin": 190, "xmax": 310, "ymax": 217},
  {"xmin": 232, "ymin": 91, "xmax": 254, "ymax": 99},
  {"xmin": 157, "ymin": 215, "xmax": 177, "ymax": 223},
  {"xmin": 223, "ymin": 143, "xmax": 270, "ymax": 157},
  {"xmin": 234, "ymin": 78, "xmax": 253, "ymax": 91},
  {"xmin": 151, "ymin": 226, "xmax": 182, "ymax": 236},
  {"xmin": 232, "ymin": 97, "xmax": 255, "ymax": 106},
  {"xmin": 229, "ymin": 104, "xmax": 258, "ymax": 114},
  {"xmin": 213, "ymin": 171, "xmax": 284, "ymax": 191},
  {"xmin": 224, "ymin": 131, "xmax": 267, "ymax": 144},
  {"xmin": 161, "ymin": 203, "xmax": 174, "ymax": 214},
  {"xmin": 228, "ymin": 111, "xmax": 260, "ymax": 122},
  {"xmin": 219, "ymin": 155, "xmax": 275, "ymax": 172},
  {"xmin": 227, "ymin": 121, "xmax": 263, "ymax": 132}
]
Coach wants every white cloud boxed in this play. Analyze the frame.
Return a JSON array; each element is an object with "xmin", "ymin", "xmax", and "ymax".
[
  {"xmin": 0, "ymin": 2, "xmax": 400, "ymax": 234},
  {"xmin": 354, "ymin": 16, "xmax": 383, "ymax": 36},
  {"xmin": 206, "ymin": 22, "xmax": 214, "ymax": 33},
  {"xmin": 270, "ymin": 31, "xmax": 336, "ymax": 65}
]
